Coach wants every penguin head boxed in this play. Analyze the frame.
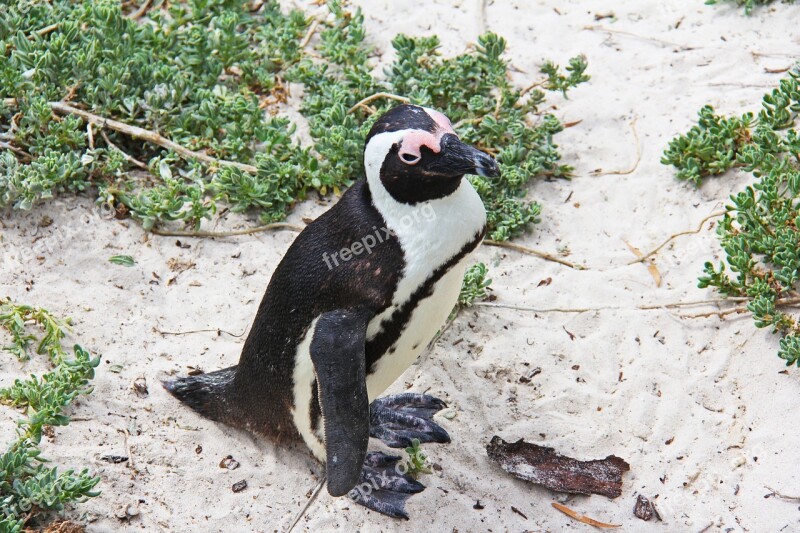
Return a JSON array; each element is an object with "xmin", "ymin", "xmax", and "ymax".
[{"xmin": 363, "ymin": 104, "xmax": 500, "ymax": 204}]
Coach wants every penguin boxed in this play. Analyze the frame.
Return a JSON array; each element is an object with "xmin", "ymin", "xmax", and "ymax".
[{"xmin": 163, "ymin": 104, "xmax": 499, "ymax": 519}]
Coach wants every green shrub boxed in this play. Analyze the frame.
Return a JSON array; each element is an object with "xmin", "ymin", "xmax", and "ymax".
[
  {"xmin": 1, "ymin": 0, "xmax": 588, "ymax": 241},
  {"xmin": 0, "ymin": 298, "xmax": 101, "ymax": 530},
  {"xmin": 663, "ymin": 68, "xmax": 800, "ymax": 365}
]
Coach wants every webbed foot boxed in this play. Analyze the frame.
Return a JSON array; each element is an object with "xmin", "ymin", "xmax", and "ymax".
[
  {"xmin": 348, "ymin": 451, "xmax": 424, "ymax": 519},
  {"xmin": 369, "ymin": 392, "xmax": 450, "ymax": 448}
]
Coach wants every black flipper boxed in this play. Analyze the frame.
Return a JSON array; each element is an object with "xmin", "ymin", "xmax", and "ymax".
[
  {"xmin": 310, "ymin": 309, "xmax": 372, "ymax": 497},
  {"xmin": 162, "ymin": 366, "xmax": 239, "ymax": 425},
  {"xmin": 369, "ymin": 393, "xmax": 451, "ymax": 448},
  {"xmin": 348, "ymin": 451, "xmax": 425, "ymax": 520}
]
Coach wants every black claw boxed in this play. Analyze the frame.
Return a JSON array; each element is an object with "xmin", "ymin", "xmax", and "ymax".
[
  {"xmin": 350, "ymin": 489, "xmax": 412, "ymax": 520},
  {"xmin": 370, "ymin": 393, "xmax": 451, "ymax": 449},
  {"xmin": 349, "ymin": 451, "xmax": 425, "ymax": 519},
  {"xmin": 371, "ymin": 392, "xmax": 448, "ymax": 419},
  {"xmin": 363, "ymin": 451, "xmax": 402, "ymax": 468}
]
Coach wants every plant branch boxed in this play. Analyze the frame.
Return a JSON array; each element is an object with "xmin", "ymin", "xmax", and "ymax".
[
  {"xmin": 49, "ymin": 101, "xmax": 259, "ymax": 173},
  {"xmin": 628, "ymin": 211, "xmax": 725, "ymax": 265},
  {"xmin": 583, "ymin": 25, "xmax": 695, "ymax": 50},
  {"xmin": 29, "ymin": 23, "xmax": 60, "ymax": 39},
  {"xmin": 100, "ymin": 130, "xmax": 148, "ymax": 169},
  {"xmin": 128, "ymin": 0, "xmax": 152, "ymax": 20},
  {"xmin": 475, "ymin": 302, "xmax": 616, "ymax": 313},
  {"xmin": 348, "ymin": 93, "xmax": 410, "ymax": 114},
  {"xmin": 765, "ymin": 485, "xmax": 800, "ymax": 501},
  {"xmin": 484, "ymin": 239, "xmax": 582, "ymax": 269},
  {"xmin": 590, "ymin": 117, "xmax": 641, "ymax": 176},
  {"xmin": 474, "ymin": 296, "xmax": 800, "ymax": 315},
  {"xmin": 299, "ymin": 18, "xmax": 321, "ymax": 48},
  {"xmin": 150, "ymin": 222, "xmax": 304, "ymax": 237},
  {"xmin": 0, "ymin": 141, "xmax": 33, "ymax": 162},
  {"xmin": 286, "ymin": 477, "xmax": 326, "ymax": 533}
]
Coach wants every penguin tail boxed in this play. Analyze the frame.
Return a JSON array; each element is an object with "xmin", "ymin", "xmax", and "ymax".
[{"xmin": 162, "ymin": 366, "xmax": 239, "ymax": 426}]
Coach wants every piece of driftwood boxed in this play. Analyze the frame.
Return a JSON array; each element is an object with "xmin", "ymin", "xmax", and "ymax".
[
  {"xmin": 486, "ymin": 436, "xmax": 630, "ymax": 498},
  {"xmin": 633, "ymin": 494, "xmax": 655, "ymax": 521}
]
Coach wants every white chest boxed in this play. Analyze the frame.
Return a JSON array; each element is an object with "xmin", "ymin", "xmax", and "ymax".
[
  {"xmin": 363, "ymin": 174, "xmax": 487, "ymax": 400},
  {"xmin": 364, "ymin": 252, "xmax": 476, "ymax": 400}
]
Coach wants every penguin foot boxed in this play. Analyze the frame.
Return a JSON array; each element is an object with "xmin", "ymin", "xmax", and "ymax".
[
  {"xmin": 348, "ymin": 451, "xmax": 425, "ymax": 519},
  {"xmin": 369, "ymin": 393, "xmax": 450, "ymax": 448}
]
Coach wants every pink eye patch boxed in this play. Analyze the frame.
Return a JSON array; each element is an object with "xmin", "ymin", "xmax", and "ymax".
[
  {"xmin": 398, "ymin": 108, "xmax": 456, "ymax": 164},
  {"xmin": 398, "ymin": 130, "xmax": 441, "ymax": 163},
  {"xmin": 399, "ymin": 107, "xmax": 455, "ymax": 165}
]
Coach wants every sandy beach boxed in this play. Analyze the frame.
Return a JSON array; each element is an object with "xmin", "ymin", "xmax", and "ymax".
[{"xmin": 2, "ymin": 0, "xmax": 800, "ymax": 531}]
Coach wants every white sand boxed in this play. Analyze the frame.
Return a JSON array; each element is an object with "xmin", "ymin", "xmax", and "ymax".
[{"xmin": 2, "ymin": 0, "xmax": 800, "ymax": 531}]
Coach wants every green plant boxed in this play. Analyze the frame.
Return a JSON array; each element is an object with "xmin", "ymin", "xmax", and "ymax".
[
  {"xmin": 1, "ymin": 0, "xmax": 314, "ymax": 228},
  {"xmin": 0, "ymin": 298, "xmax": 101, "ymax": 530},
  {"xmin": 108, "ymin": 255, "xmax": 135, "ymax": 266},
  {"xmin": 705, "ymin": 0, "xmax": 797, "ymax": 14},
  {"xmin": 458, "ymin": 263, "xmax": 492, "ymax": 307},
  {"xmin": 1, "ymin": 0, "xmax": 588, "ymax": 242},
  {"xmin": 0, "ymin": 299, "xmax": 71, "ymax": 362},
  {"xmin": 664, "ymin": 68, "xmax": 800, "ymax": 365},
  {"xmin": 403, "ymin": 438, "xmax": 432, "ymax": 479},
  {"xmin": 661, "ymin": 106, "xmax": 754, "ymax": 186}
]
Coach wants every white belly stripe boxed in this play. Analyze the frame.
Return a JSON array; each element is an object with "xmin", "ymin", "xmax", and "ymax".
[
  {"xmin": 290, "ymin": 317, "xmax": 326, "ymax": 461},
  {"xmin": 365, "ymin": 253, "xmax": 476, "ymax": 400}
]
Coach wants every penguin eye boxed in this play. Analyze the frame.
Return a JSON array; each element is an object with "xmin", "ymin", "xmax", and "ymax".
[{"xmin": 400, "ymin": 153, "xmax": 420, "ymax": 164}]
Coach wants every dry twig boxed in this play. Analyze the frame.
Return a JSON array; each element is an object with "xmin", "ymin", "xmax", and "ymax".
[
  {"xmin": 150, "ymin": 222, "xmax": 304, "ymax": 237},
  {"xmin": 624, "ymin": 239, "xmax": 661, "ymax": 287},
  {"xmin": 590, "ymin": 118, "xmax": 641, "ymax": 176},
  {"xmin": 0, "ymin": 140, "xmax": 33, "ymax": 162},
  {"xmin": 628, "ymin": 211, "xmax": 725, "ymax": 265},
  {"xmin": 584, "ymin": 25, "xmax": 694, "ymax": 50},
  {"xmin": 551, "ymin": 502, "xmax": 620, "ymax": 529},
  {"xmin": 765, "ymin": 485, "xmax": 800, "ymax": 502},
  {"xmin": 485, "ymin": 239, "xmax": 581, "ymax": 269},
  {"xmin": 348, "ymin": 93, "xmax": 410, "ymax": 114},
  {"xmin": 128, "ymin": 0, "xmax": 152, "ymax": 20},
  {"xmin": 286, "ymin": 477, "xmax": 327, "ymax": 533},
  {"xmin": 29, "ymin": 23, "xmax": 60, "ymax": 39},
  {"xmin": 49, "ymin": 101, "xmax": 259, "ymax": 173},
  {"xmin": 299, "ymin": 18, "xmax": 321, "ymax": 48},
  {"xmin": 100, "ymin": 130, "xmax": 148, "ymax": 169}
]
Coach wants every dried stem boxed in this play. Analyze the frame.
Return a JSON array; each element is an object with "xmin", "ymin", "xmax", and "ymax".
[
  {"xmin": 154, "ymin": 326, "xmax": 246, "ymax": 337},
  {"xmin": 475, "ymin": 296, "xmax": 800, "ymax": 315},
  {"xmin": 590, "ymin": 117, "xmax": 641, "ymax": 176},
  {"xmin": 29, "ymin": 23, "xmax": 60, "ymax": 39},
  {"xmin": 299, "ymin": 18, "xmax": 321, "ymax": 48},
  {"xmin": 286, "ymin": 477, "xmax": 326, "ymax": 533},
  {"xmin": 0, "ymin": 140, "xmax": 33, "ymax": 162},
  {"xmin": 100, "ymin": 130, "xmax": 148, "ymax": 169},
  {"xmin": 584, "ymin": 24, "xmax": 694, "ymax": 50},
  {"xmin": 475, "ymin": 302, "xmax": 615, "ymax": 313},
  {"xmin": 128, "ymin": 0, "xmax": 152, "ymax": 20},
  {"xmin": 484, "ymin": 239, "xmax": 582, "ymax": 269},
  {"xmin": 765, "ymin": 485, "xmax": 800, "ymax": 501},
  {"xmin": 150, "ymin": 222, "xmax": 304, "ymax": 237},
  {"xmin": 49, "ymin": 101, "xmax": 259, "ymax": 173},
  {"xmin": 348, "ymin": 93, "xmax": 410, "ymax": 114},
  {"xmin": 628, "ymin": 211, "xmax": 725, "ymax": 265}
]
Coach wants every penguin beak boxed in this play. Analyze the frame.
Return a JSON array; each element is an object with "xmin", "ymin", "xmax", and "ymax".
[{"xmin": 433, "ymin": 134, "xmax": 501, "ymax": 178}]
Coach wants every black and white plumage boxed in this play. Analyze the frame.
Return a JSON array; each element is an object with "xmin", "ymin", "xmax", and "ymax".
[{"xmin": 163, "ymin": 104, "xmax": 499, "ymax": 519}]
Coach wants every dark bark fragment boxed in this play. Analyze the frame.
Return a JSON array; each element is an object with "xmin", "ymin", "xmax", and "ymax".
[
  {"xmin": 486, "ymin": 436, "xmax": 630, "ymax": 498},
  {"xmin": 634, "ymin": 494, "xmax": 655, "ymax": 521}
]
